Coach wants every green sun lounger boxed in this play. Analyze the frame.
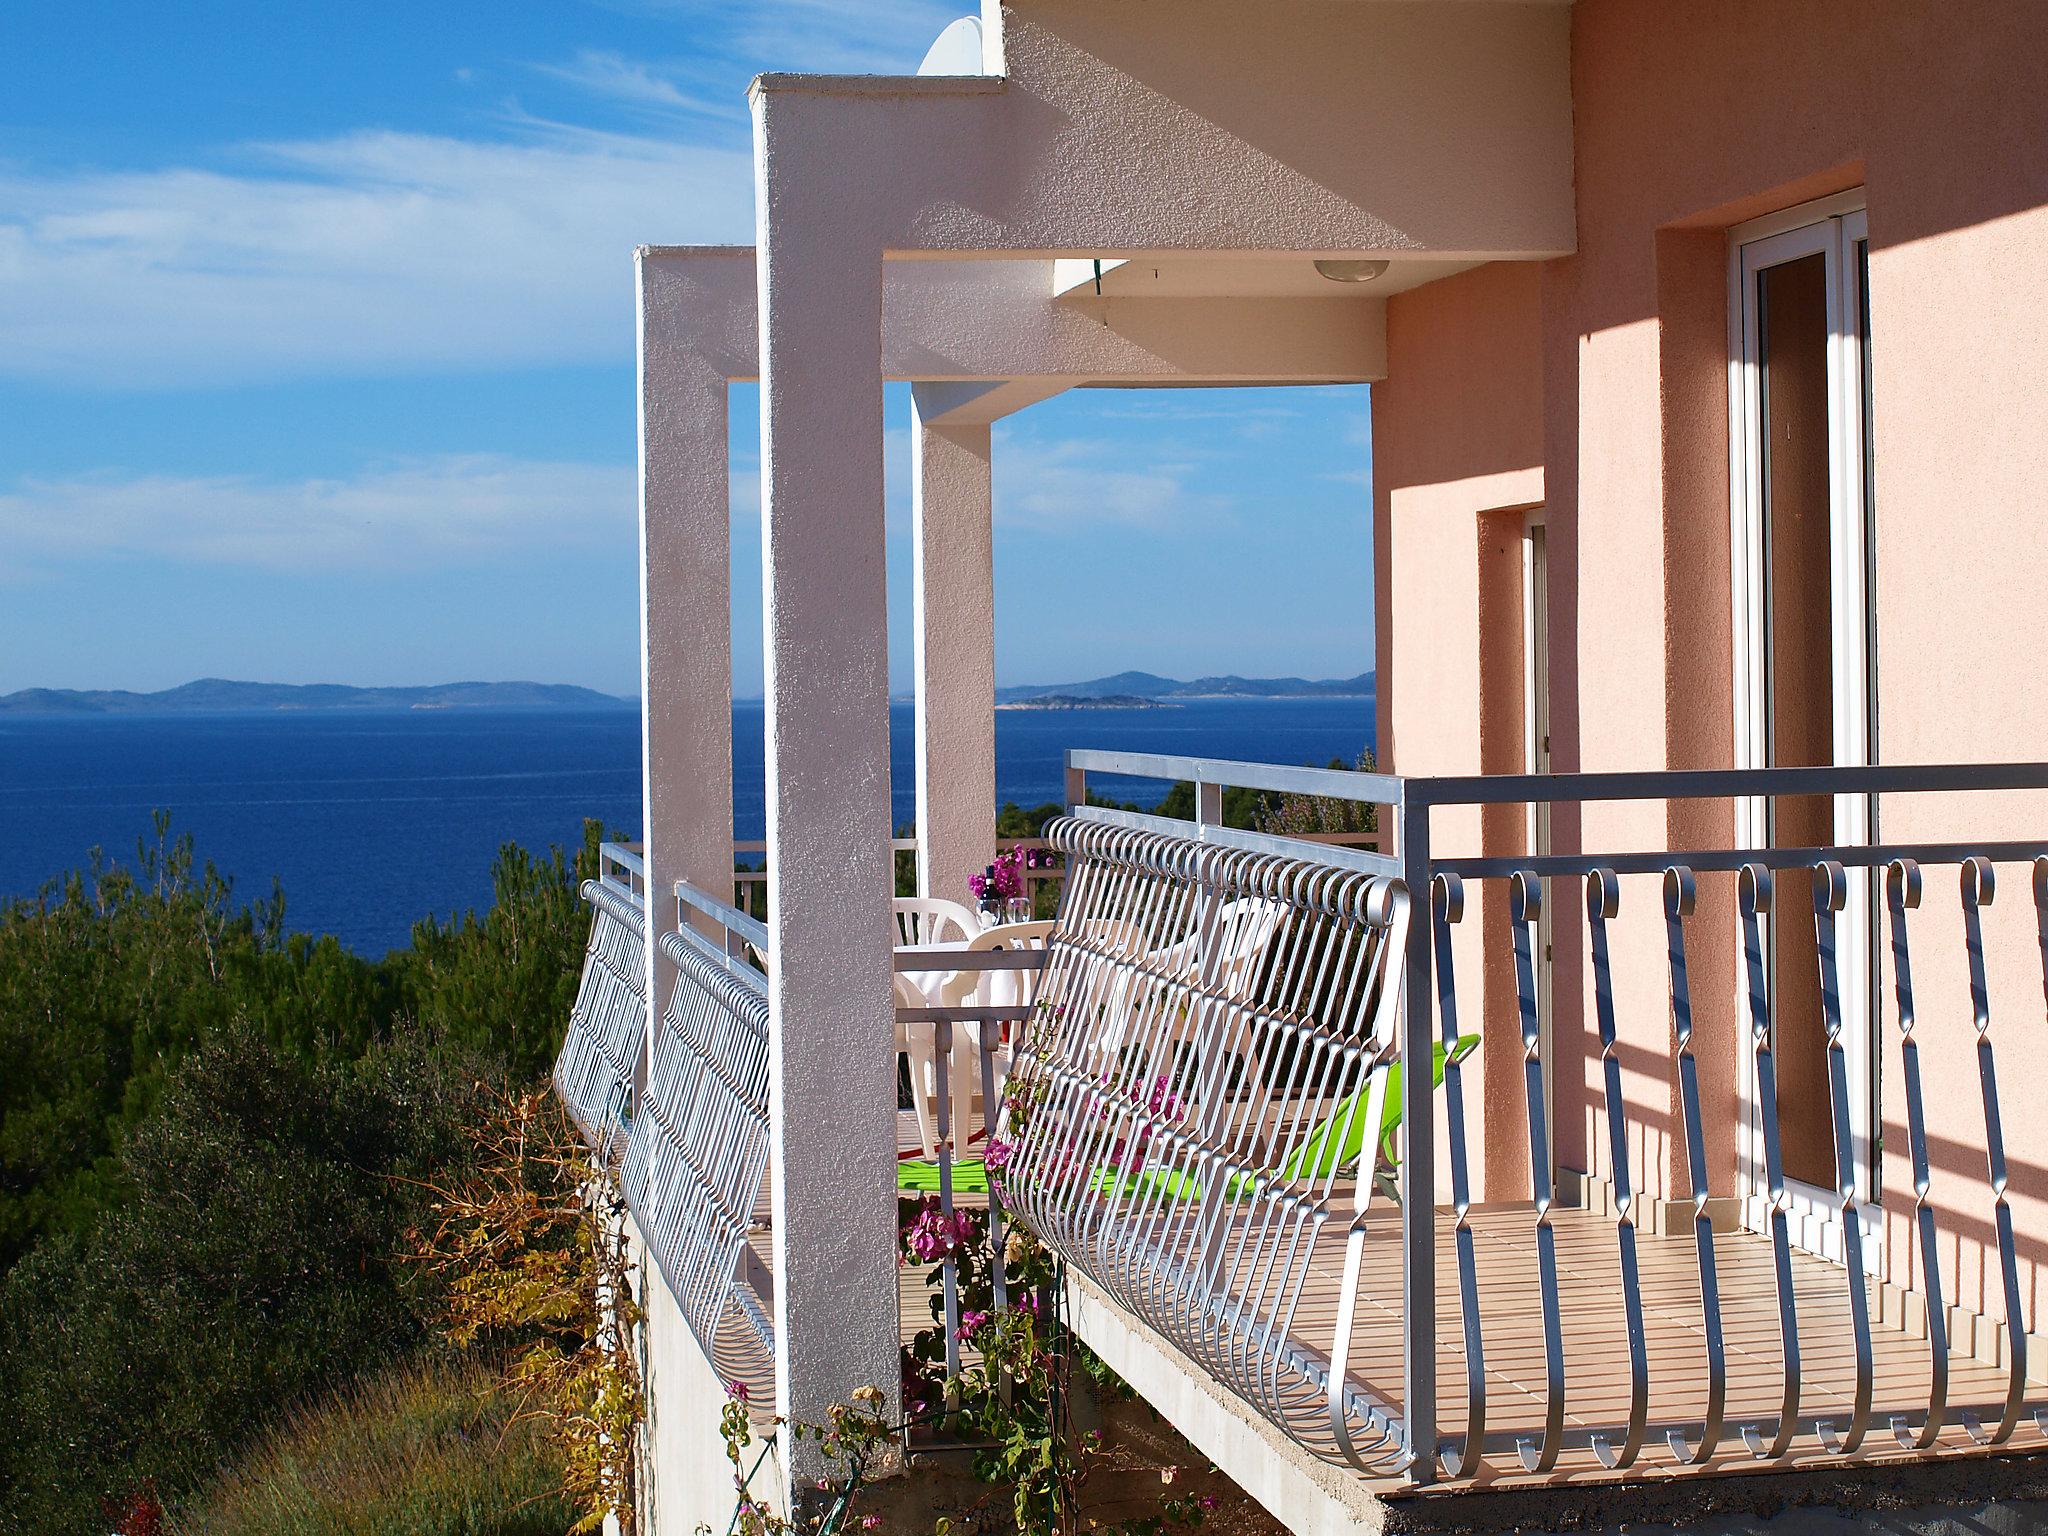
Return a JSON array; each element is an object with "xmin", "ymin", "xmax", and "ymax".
[
  {"xmin": 897, "ymin": 1154, "xmax": 991, "ymax": 1195},
  {"xmin": 1084, "ymin": 1034, "xmax": 1480, "ymax": 1203},
  {"xmin": 897, "ymin": 1035, "xmax": 1479, "ymax": 1203}
]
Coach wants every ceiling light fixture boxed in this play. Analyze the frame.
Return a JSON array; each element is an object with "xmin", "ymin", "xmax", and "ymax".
[{"xmin": 1314, "ymin": 259, "xmax": 1390, "ymax": 284}]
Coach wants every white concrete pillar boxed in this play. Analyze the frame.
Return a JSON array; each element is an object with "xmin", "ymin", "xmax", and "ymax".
[
  {"xmin": 635, "ymin": 254, "xmax": 747, "ymax": 1536},
  {"xmin": 752, "ymin": 97, "xmax": 901, "ymax": 1494},
  {"xmin": 635, "ymin": 253, "xmax": 738, "ymax": 1009},
  {"xmin": 910, "ymin": 385, "xmax": 996, "ymax": 905}
]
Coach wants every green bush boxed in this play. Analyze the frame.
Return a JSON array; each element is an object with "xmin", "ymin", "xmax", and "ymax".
[
  {"xmin": 0, "ymin": 816, "xmax": 402, "ymax": 1268},
  {"xmin": 173, "ymin": 1358, "xmax": 573, "ymax": 1536},
  {"xmin": 0, "ymin": 1020, "xmax": 489, "ymax": 1534},
  {"xmin": 0, "ymin": 817, "xmax": 603, "ymax": 1269},
  {"xmin": 396, "ymin": 823, "xmax": 603, "ymax": 1084}
]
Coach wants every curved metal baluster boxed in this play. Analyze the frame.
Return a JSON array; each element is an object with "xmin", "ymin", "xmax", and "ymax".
[
  {"xmin": 1661, "ymin": 867, "xmax": 1725, "ymax": 1465},
  {"xmin": 1427, "ymin": 874, "xmax": 1485, "ymax": 1478},
  {"xmin": 1959, "ymin": 857, "xmax": 2027, "ymax": 1445},
  {"xmin": 1738, "ymin": 864, "xmax": 1801, "ymax": 1459},
  {"xmin": 1885, "ymin": 859, "xmax": 1948, "ymax": 1449},
  {"xmin": 1509, "ymin": 871, "xmax": 1564, "ymax": 1472},
  {"xmin": 1328, "ymin": 877, "xmax": 1411, "ymax": 1477},
  {"xmin": 1810, "ymin": 860, "xmax": 1873, "ymax": 1455},
  {"xmin": 1585, "ymin": 869, "xmax": 1648, "ymax": 1469}
]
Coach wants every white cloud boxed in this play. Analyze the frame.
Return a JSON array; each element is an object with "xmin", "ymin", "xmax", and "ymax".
[
  {"xmin": 0, "ymin": 125, "xmax": 754, "ymax": 387},
  {"xmin": 608, "ymin": 0, "xmax": 960, "ymax": 76},
  {"xmin": 531, "ymin": 50, "xmax": 737, "ymax": 122},
  {"xmin": 992, "ymin": 437, "xmax": 1223, "ymax": 532},
  {"xmin": 0, "ymin": 456, "xmax": 632, "ymax": 574}
]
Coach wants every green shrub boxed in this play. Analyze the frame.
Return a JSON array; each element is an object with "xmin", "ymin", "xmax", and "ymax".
[
  {"xmin": 0, "ymin": 815, "xmax": 402, "ymax": 1268},
  {"xmin": 0, "ymin": 1020, "xmax": 488, "ymax": 1533},
  {"xmin": 173, "ymin": 1359, "xmax": 573, "ymax": 1536},
  {"xmin": 396, "ymin": 823, "xmax": 602, "ymax": 1084},
  {"xmin": 0, "ymin": 816, "xmax": 606, "ymax": 1272}
]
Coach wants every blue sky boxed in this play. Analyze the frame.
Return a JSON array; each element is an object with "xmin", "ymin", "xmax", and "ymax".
[{"xmin": 0, "ymin": 1, "xmax": 1373, "ymax": 697}]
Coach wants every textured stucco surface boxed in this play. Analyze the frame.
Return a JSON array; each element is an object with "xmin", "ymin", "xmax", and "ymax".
[
  {"xmin": 1369, "ymin": 0, "xmax": 2048, "ymax": 1347},
  {"xmin": 752, "ymin": 82, "xmax": 904, "ymax": 1485},
  {"xmin": 1557, "ymin": 0, "xmax": 2048, "ymax": 1332},
  {"xmin": 732, "ymin": 0, "xmax": 1569, "ymax": 1506},
  {"xmin": 752, "ymin": 0, "xmax": 1574, "ymax": 260},
  {"xmin": 910, "ymin": 389, "xmax": 996, "ymax": 903},
  {"xmin": 1373, "ymin": 260, "xmax": 1546, "ymax": 1201}
]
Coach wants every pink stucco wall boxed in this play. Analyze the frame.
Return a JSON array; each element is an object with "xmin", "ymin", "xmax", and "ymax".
[
  {"xmin": 1373, "ymin": 260, "xmax": 1547, "ymax": 1198},
  {"xmin": 1376, "ymin": 1, "xmax": 2048, "ymax": 1338}
]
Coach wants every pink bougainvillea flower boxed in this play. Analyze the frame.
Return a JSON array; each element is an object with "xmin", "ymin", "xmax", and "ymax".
[{"xmin": 726, "ymin": 1378, "xmax": 750, "ymax": 1403}]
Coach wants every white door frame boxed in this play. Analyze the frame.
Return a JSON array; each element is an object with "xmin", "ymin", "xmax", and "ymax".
[
  {"xmin": 1522, "ymin": 512, "xmax": 1553, "ymax": 1160},
  {"xmin": 1726, "ymin": 191, "xmax": 1877, "ymax": 1259}
]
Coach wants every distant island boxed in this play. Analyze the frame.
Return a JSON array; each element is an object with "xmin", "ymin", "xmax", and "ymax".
[
  {"xmin": 0, "ymin": 679, "xmax": 635, "ymax": 716},
  {"xmin": 996, "ymin": 693, "xmax": 1178, "ymax": 712},
  {"xmin": 995, "ymin": 670, "xmax": 1373, "ymax": 705}
]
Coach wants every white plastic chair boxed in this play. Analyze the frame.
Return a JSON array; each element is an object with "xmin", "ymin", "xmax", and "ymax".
[
  {"xmin": 936, "ymin": 920, "xmax": 1053, "ymax": 1127},
  {"xmin": 891, "ymin": 896, "xmax": 978, "ymax": 947},
  {"xmin": 1097, "ymin": 897, "xmax": 1286, "ymax": 1092},
  {"xmin": 894, "ymin": 972, "xmax": 945, "ymax": 1159},
  {"xmin": 892, "ymin": 896, "xmax": 980, "ymax": 1158}
]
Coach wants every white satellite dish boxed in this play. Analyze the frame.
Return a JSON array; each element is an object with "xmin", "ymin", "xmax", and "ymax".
[{"xmin": 918, "ymin": 16, "xmax": 986, "ymax": 76}]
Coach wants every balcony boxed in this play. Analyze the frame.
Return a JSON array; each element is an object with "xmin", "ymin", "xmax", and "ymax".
[{"xmin": 556, "ymin": 752, "xmax": 2048, "ymax": 1530}]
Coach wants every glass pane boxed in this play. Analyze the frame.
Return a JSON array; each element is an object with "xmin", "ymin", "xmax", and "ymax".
[{"xmin": 1757, "ymin": 250, "xmax": 1836, "ymax": 1190}]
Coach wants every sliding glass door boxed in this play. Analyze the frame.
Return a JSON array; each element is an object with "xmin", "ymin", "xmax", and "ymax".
[{"xmin": 1730, "ymin": 194, "xmax": 1875, "ymax": 1251}]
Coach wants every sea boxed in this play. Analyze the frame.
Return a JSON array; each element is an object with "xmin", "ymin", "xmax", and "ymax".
[{"xmin": 0, "ymin": 697, "xmax": 1374, "ymax": 955}]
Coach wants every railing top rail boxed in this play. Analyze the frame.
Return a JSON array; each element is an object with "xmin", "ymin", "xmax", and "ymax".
[
  {"xmin": 1408, "ymin": 760, "xmax": 2048, "ymax": 809},
  {"xmin": 1437, "ymin": 835, "xmax": 2048, "ymax": 881},
  {"xmin": 1072, "ymin": 803, "xmax": 1401, "ymax": 877},
  {"xmin": 675, "ymin": 877, "xmax": 771, "ymax": 953},
  {"xmin": 1067, "ymin": 750, "xmax": 2048, "ymax": 814},
  {"xmin": 581, "ymin": 873, "xmax": 645, "ymax": 924},
  {"xmin": 1066, "ymin": 748, "xmax": 1403, "ymax": 806},
  {"xmin": 597, "ymin": 841, "xmax": 646, "ymax": 879},
  {"xmin": 665, "ymin": 918, "xmax": 770, "ymax": 990}
]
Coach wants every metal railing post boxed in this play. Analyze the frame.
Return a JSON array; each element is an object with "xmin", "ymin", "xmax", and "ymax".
[
  {"xmin": 1065, "ymin": 761, "xmax": 1088, "ymax": 813},
  {"xmin": 1397, "ymin": 791, "xmax": 1437, "ymax": 1482}
]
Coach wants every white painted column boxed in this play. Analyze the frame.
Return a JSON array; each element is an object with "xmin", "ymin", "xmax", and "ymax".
[
  {"xmin": 910, "ymin": 384, "xmax": 996, "ymax": 905},
  {"xmin": 752, "ymin": 97, "xmax": 901, "ymax": 1497},
  {"xmin": 635, "ymin": 251, "xmax": 750, "ymax": 1536},
  {"xmin": 635, "ymin": 254, "xmax": 737, "ymax": 1007}
]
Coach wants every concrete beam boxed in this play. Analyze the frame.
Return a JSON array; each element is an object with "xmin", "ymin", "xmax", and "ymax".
[
  {"xmin": 637, "ymin": 249, "xmax": 1387, "ymax": 387},
  {"xmin": 749, "ymin": 0, "xmax": 1574, "ymax": 261},
  {"xmin": 911, "ymin": 377, "xmax": 1070, "ymax": 426}
]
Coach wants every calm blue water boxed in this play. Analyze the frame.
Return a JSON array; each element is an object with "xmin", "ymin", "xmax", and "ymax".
[{"xmin": 0, "ymin": 698, "xmax": 1372, "ymax": 955}]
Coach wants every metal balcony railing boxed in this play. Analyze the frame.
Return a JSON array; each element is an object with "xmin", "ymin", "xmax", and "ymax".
[
  {"xmin": 553, "ymin": 846, "xmax": 649, "ymax": 1163},
  {"xmin": 620, "ymin": 884, "xmax": 775, "ymax": 1362},
  {"xmin": 556, "ymin": 847, "xmax": 776, "ymax": 1370},
  {"xmin": 1029, "ymin": 750, "xmax": 2048, "ymax": 1488},
  {"xmin": 559, "ymin": 760, "xmax": 2048, "ymax": 1493}
]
